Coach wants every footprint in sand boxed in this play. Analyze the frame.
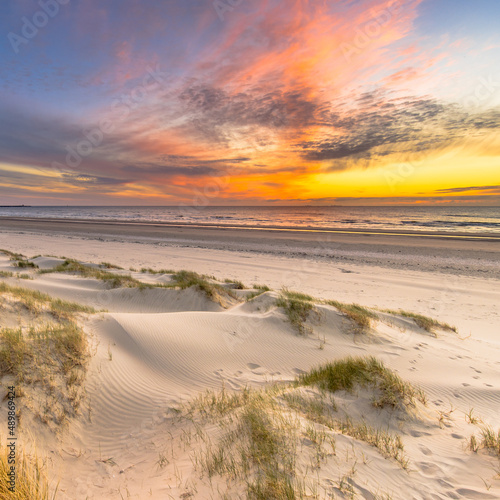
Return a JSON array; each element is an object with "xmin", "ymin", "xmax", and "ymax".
[
  {"xmin": 469, "ymin": 366, "xmax": 482, "ymax": 373},
  {"xmin": 462, "ymin": 383, "xmax": 470, "ymax": 387},
  {"xmin": 451, "ymin": 433, "xmax": 464, "ymax": 439},
  {"xmin": 416, "ymin": 461, "xmax": 444, "ymax": 476},
  {"xmin": 473, "ymin": 376, "xmax": 480, "ymax": 380},
  {"xmin": 418, "ymin": 445, "xmax": 433, "ymax": 456},
  {"xmin": 410, "ymin": 430, "xmax": 431, "ymax": 437},
  {"xmin": 484, "ymin": 383, "xmax": 493, "ymax": 387},
  {"xmin": 247, "ymin": 363, "xmax": 260, "ymax": 370},
  {"xmin": 293, "ymin": 368, "xmax": 306, "ymax": 375},
  {"xmin": 456, "ymin": 488, "xmax": 497, "ymax": 499}
]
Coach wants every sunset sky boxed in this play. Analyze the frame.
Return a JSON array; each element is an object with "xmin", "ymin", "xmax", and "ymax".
[{"xmin": 0, "ymin": 0, "xmax": 499, "ymax": 206}]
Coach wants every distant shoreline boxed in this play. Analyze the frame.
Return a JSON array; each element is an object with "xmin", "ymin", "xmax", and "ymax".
[
  {"xmin": 0, "ymin": 215, "xmax": 499, "ymax": 241},
  {"xmin": 1, "ymin": 215, "xmax": 499, "ymax": 280}
]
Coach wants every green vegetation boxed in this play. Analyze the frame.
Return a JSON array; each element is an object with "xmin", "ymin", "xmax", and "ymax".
[
  {"xmin": 246, "ymin": 285, "xmax": 272, "ymax": 301},
  {"xmin": 100, "ymin": 261, "xmax": 123, "ymax": 269},
  {"xmin": 298, "ymin": 356, "xmax": 426, "ymax": 410},
  {"xmin": 174, "ymin": 357, "xmax": 416, "ymax": 498},
  {"xmin": 469, "ymin": 426, "xmax": 500, "ymax": 456},
  {"xmin": 168, "ymin": 270, "xmax": 237, "ymax": 301},
  {"xmin": 381, "ymin": 309, "xmax": 456, "ymax": 334},
  {"xmin": 39, "ymin": 259, "xmax": 149, "ymax": 289},
  {"xmin": 0, "ymin": 443, "xmax": 55, "ymax": 499},
  {"xmin": 326, "ymin": 300, "xmax": 378, "ymax": 332},
  {"xmin": 0, "ymin": 282, "xmax": 97, "ymax": 427},
  {"xmin": 14, "ymin": 260, "xmax": 38, "ymax": 269},
  {"xmin": 224, "ymin": 279, "xmax": 246, "ymax": 289},
  {"xmin": 140, "ymin": 267, "xmax": 175, "ymax": 274},
  {"xmin": 0, "ymin": 249, "xmax": 25, "ymax": 261},
  {"xmin": 276, "ymin": 288, "xmax": 315, "ymax": 335},
  {"xmin": 0, "ymin": 271, "xmax": 13, "ymax": 278},
  {"xmin": 0, "ymin": 282, "xmax": 96, "ymax": 319}
]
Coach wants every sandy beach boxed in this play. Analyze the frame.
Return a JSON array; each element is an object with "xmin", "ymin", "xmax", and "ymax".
[{"xmin": 0, "ymin": 218, "xmax": 499, "ymax": 499}]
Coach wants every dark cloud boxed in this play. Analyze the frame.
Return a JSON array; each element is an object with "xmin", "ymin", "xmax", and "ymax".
[
  {"xmin": 435, "ymin": 185, "xmax": 500, "ymax": 193},
  {"xmin": 122, "ymin": 164, "xmax": 217, "ymax": 177},
  {"xmin": 299, "ymin": 94, "xmax": 500, "ymax": 164},
  {"xmin": 178, "ymin": 83, "xmax": 318, "ymax": 139}
]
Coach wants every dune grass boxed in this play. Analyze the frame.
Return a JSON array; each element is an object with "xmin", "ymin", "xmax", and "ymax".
[
  {"xmin": 224, "ymin": 278, "xmax": 246, "ymax": 289},
  {"xmin": 14, "ymin": 260, "xmax": 38, "ymax": 269},
  {"xmin": 140, "ymin": 267, "xmax": 175, "ymax": 274},
  {"xmin": 325, "ymin": 300, "xmax": 378, "ymax": 332},
  {"xmin": 0, "ymin": 282, "xmax": 96, "ymax": 319},
  {"xmin": 168, "ymin": 270, "xmax": 238, "ymax": 301},
  {"xmin": 276, "ymin": 289, "xmax": 315, "ymax": 335},
  {"xmin": 298, "ymin": 356, "xmax": 426, "ymax": 410},
  {"xmin": 469, "ymin": 426, "xmax": 500, "ymax": 456},
  {"xmin": 381, "ymin": 308, "xmax": 456, "ymax": 334},
  {"xmin": 0, "ymin": 249, "xmax": 25, "ymax": 261},
  {"xmin": 0, "ymin": 282, "xmax": 96, "ymax": 426},
  {"xmin": 100, "ymin": 261, "xmax": 123, "ymax": 269},
  {"xmin": 39, "ymin": 259, "xmax": 150, "ymax": 289},
  {"xmin": 174, "ymin": 356, "xmax": 415, "ymax": 497},
  {"xmin": 0, "ymin": 442, "xmax": 55, "ymax": 499}
]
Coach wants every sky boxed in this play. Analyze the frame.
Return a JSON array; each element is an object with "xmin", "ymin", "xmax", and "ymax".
[{"xmin": 0, "ymin": 0, "xmax": 499, "ymax": 206}]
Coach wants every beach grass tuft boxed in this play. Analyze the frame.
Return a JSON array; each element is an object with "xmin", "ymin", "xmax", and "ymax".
[
  {"xmin": 381, "ymin": 309, "xmax": 456, "ymax": 334},
  {"xmin": 169, "ymin": 270, "xmax": 238, "ymax": 301},
  {"xmin": 325, "ymin": 300, "xmax": 378, "ymax": 332},
  {"xmin": 0, "ymin": 442, "xmax": 55, "ymax": 499},
  {"xmin": 176, "ymin": 356, "xmax": 415, "ymax": 497},
  {"xmin": 0, "ymin": 281, "xmax": 97, "ymax": 426},
  {"xmin": 298, "ymin": 356, "xmax": 426, "ymax": 410},
  {"xmin": 276, "ymin": 288, "xmax": 315, "ymax": 335},
  {"xmin": 39, "ymin": 259, "xmax": 150, "ymax": 289}
]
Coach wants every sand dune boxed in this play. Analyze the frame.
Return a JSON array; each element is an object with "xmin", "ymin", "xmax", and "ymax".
[{"xmin": 1, "ymin": 249, "xmax": 499, "ymax": 499}]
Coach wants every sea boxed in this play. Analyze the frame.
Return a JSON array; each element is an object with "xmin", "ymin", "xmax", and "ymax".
[{"xmin": 0, "ymin": 205, "xmax": 499, "ymax": 234}]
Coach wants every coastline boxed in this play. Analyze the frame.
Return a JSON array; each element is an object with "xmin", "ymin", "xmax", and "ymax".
[
  {"xmin": 1, "ymin": 223, "xmax": 500, "ymax": 498},
  {"xmin": 1, "ymin": 216, "xmax": 499, "ymax": 343},
  {"xmin": 1, "ymin": 216, "xmax": 499, "ymax": 280}
]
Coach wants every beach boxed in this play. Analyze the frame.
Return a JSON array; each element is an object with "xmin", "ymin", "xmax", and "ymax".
[{"xmin": 0, "ymin": 217, "xmax": 499, "ymax": 499}]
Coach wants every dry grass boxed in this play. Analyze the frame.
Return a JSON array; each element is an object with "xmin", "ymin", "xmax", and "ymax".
[
  {"xmin": 173, "ymin": 356, "xmax": 416, "ymax": 497},
  {"xmin": 469, "ymin": 426, "xmax": 500, "ymax": 456},
  {"xmin": 298, "ymin": 356, "xmax": 426, "ymax": 411},
  {"xmin": 276, "ymin": 289, "xmax": 315, "ymax": 335},
  {"xmin": 167, "ymin": 270, "xmax": 238, "ymax": 303},
  {"xmin": 39, "ymin": 259, "xmax": 149, "ymax": 289},
  {"xmin": 0, "ymin": 282, "xmax": 96, "ymax": 319},
  {"xmin": 325, "ymin": 300, "xmax": 378, "ymax": 332},
  {"xmin": 140, "ymin": 267, "xmax": 175, "ymax": 274},
  {"xmin": 381, "ymin": 309, "xmax": 456, "ymax": 334},
  {"xmin": 0, "ymin": 282, "xmax": 96, "ymax": 427},
  {"xmin": 0, "ymin": 442, "xmax": 56, "ymax": 499}
]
